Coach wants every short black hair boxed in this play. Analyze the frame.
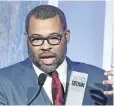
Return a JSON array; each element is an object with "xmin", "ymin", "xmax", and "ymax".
[{"xmin": 25, "ymin": 5, "xmax": 67, "ymax": 34}]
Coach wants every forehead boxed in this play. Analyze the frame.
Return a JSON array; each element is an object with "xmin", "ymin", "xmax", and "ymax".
[{"xmin": 28, "ymin": 15, "xmax": 63, "ymax": 35}]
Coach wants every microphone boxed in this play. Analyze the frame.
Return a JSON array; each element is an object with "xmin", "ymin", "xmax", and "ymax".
[
  {"xmin": 65, "ymin": 71, "xmax": 88, "ymax": 105},
  {"xmin": 38, "ymin": 73, "xmax": 47, "ymax": 86},
  {"xmin": 28, "ymin": 73, "xmax": 47, "ymax": 105}
]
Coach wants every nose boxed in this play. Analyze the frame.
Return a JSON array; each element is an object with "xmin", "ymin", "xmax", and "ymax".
[{"xmin": 40, "ymin": 40, "xmax": 51, "ymax": 51}]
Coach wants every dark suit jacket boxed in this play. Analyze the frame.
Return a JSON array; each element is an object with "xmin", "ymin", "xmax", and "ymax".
[{"xmin": 0, "ymin": 57, "xmax": 113, "ymax": 105}]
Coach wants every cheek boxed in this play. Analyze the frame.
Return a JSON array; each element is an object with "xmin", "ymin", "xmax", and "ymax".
[
  {"xmin": 28, "ymin": 42, "xmax": 40, "ymax": 57},
  {"xmin": 55, "ymin": 40, "xmax": 66, "ymax": 56}
]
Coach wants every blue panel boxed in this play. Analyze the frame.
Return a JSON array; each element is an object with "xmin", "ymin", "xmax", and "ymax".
[
  {"xmin": 59, "ymin": 1, "xmax": 105, "ymax": 68},
  {"xmin": 0, "ymin": 1, "xmax": 48, "ymax": 68}
]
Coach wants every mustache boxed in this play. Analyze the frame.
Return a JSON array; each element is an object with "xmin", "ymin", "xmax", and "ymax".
[{"xmin": 39, "ymin": 51, "xmax": 56, "ymax": 58}]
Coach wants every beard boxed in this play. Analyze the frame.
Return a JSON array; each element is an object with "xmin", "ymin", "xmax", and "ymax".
[{"xmin": 27, "ymin": 42, "xmax": 67, "ymax": 74}]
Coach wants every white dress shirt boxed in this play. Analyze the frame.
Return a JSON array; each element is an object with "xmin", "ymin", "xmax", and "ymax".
[{"xmin": 32, "ymin": 59, "xmax": 67, "ymax": 102}]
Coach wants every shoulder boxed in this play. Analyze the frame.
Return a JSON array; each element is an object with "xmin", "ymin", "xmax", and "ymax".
[
  {"xmin": 67, "ymin": 57, "xmax": 104, "ymax": 72},
  {"xmin": 73, "ymin": 61, "xmax": 103, "ymax": 73},
  {"xmin": 66, "ymin": 57, "xmax": 106, "ymax": 80},
  {"xmin": 0, "ymin": 58, "xmax": 28, "ymax": 79}
]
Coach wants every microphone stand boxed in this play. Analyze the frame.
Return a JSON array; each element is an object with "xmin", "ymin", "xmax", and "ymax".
[
  {"xmin": 28, "ymin": 73, "xmax": 47, "ymax": 105},
  {"xmin": 28, "ymin": 86, "xmax": 42, "ymax": 105}
]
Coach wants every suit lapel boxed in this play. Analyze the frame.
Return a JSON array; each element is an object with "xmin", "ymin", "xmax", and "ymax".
[
  {"xmin": 66, "ymin": 57, "xmax": 72, "ymax": 84},
  {"xmin": 66, "ymin": 57, "xmax": 82, "ymax": 87},
  {"xmin": 20, "ymin": 58, "xmax": 52, "ymax": 105},
  {"xmin": 64, "ymin": 57, "xmax": 72, "ymax": 103}
]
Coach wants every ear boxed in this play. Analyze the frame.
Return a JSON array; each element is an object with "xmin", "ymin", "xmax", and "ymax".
[
  {"xmin": 24, "ymin": 32, "xmax": 27, "ymax": 39},
  {"xmin": 65, "ymin": 29, "xmax": 70, "ymax": 44}
]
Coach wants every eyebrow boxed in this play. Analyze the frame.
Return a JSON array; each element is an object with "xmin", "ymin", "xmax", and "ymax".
[
  {"xmin": 31, "ymin": 32, "xmax": 61, "ymax": 37},
  {"xmin": 50, "ymin": 32, "xmax": 60, "ymax": 35}
]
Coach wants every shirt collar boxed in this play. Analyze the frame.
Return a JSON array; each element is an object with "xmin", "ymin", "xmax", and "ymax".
[{"xmin": 32, "ymin": 58, "xmax": 67, "ymax": 79}]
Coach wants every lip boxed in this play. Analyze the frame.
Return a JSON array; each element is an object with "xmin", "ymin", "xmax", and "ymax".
[
  {"xmin": 40, "ymin": 57, "xmax": 56, "ymax": 65},
  {"xmin": 39, "ymin": 53, "xmax": 56, "ymax": 65},
  {"xmin": 40, "ymin": 54, "xmax": 55, "ymax": 58},
  {"xmin": 40, "ymin": 55, "xmax": 55, "ymax": 58}
]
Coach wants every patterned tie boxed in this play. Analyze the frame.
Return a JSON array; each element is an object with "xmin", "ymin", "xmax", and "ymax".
[{"xmin": 51, "ymin": 71, "xmax": 64, "ymax": 105}]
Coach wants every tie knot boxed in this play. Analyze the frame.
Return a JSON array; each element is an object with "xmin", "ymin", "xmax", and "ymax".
[{"xmin": 51, "ymin": 71, "xmax": 58, "ymax": 78}]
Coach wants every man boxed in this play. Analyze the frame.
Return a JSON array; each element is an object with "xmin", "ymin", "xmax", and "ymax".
[{"xmin": 0, "ymin": 5, "xmax": 113, "ymax": 105}]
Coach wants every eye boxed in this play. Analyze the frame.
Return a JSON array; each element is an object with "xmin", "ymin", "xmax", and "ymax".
[
  {"xmin": 31, "ymin": 38, "xmax": 40, "ymax": 41},
  {"xmin": 50, "ymin": 37, "xmax": 60, "ymax": 40},
  {"xmin": 31, "ymin": 37, "xmax": 43, "ymax": 41},
  {"xmin": 49, "ymin": 35, "xmax": 62, "ymax": 40}
]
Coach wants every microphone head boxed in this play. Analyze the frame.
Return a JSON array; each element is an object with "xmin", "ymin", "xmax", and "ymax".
[{"xmin": 38, "ymin": 73, "xmax": 47, "ymax": 86}]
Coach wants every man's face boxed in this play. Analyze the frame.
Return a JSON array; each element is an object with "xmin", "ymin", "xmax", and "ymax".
[{"xmin": 27, "ymin": 15, "xmax": 70, "ymax": 73}]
